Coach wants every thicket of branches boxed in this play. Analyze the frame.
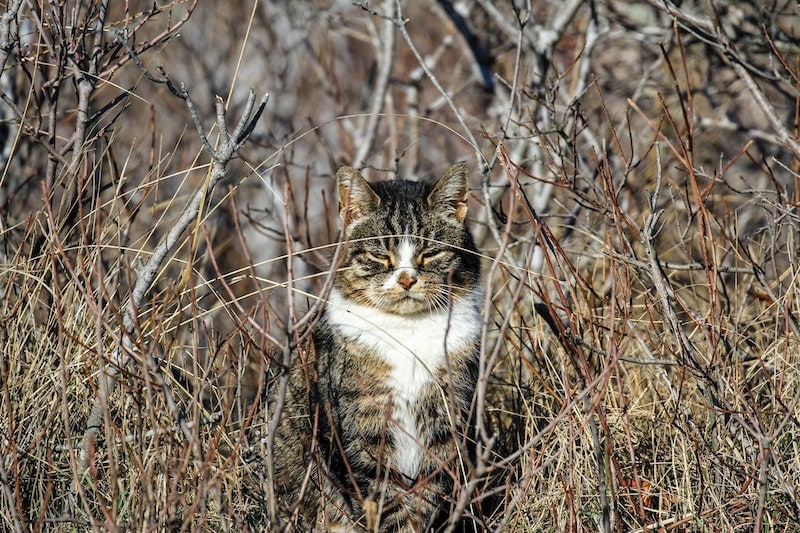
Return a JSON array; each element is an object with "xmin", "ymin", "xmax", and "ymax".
[{"xmin": 1, "ymin": 0, "xmax": 799, "ymax": 530}]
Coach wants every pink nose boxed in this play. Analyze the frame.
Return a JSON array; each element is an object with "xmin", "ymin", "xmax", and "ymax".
[{"xmin": 397, "ymin": 273, "xmax": 417, "ymax": 290}]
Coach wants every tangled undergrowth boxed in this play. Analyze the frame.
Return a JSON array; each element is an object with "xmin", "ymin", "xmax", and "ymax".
[{"xmin": 1, "ymin": 1, "xmax": 799, "ymax": 531}]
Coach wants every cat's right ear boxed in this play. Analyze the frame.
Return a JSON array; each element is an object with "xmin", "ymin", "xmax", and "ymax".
[{"xmin": 337, "ymin": 166, "xmax": 381, "ymax": 225}]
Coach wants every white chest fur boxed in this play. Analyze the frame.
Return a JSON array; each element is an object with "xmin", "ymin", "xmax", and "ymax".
[{"xmin": 326, "ymin": 288, "xmax": 481, "ymax": 479}]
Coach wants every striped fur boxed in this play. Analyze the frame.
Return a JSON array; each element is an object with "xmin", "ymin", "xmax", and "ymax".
[{"xmin": 271, "ymin": 163, "xmax": 482, "ymax": 532}]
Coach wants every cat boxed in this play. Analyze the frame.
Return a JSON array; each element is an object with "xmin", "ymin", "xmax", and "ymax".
[{"xmin": 270, "ymin": 162, "xmax": 483, "ymax": 532}]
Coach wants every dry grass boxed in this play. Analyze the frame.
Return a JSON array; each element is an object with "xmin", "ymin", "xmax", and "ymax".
[{"xmin": 1, "ymin": 0, "xmax": 800, "ymax": 531}]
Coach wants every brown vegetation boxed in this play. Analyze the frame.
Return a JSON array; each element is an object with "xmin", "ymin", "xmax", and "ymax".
[{"xmin": 1, "ymin": 0, "xmax": 799, "ymax": 530}]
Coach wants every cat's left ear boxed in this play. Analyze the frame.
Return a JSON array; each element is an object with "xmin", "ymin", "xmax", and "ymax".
[{"xmin": 428, "ymin": 162, "xmax": 469, "ymax": 223}]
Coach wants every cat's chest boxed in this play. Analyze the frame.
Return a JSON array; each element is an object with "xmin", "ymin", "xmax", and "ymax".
[
  {"xmin": 326, "ymin": 289, "xmax": 480, "ymax": 384},
  {"xmin": 325, "ymin": 288, "xmax": 480, "ymax": 478}
]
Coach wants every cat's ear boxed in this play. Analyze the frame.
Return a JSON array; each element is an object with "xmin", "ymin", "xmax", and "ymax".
[
  {"xmin": 337, "ymin": 166, "xmax": 381, "ymax": 225},
  {"xmin": 427, "ymin": 162, "xmax": 469, "ymax": 223}
]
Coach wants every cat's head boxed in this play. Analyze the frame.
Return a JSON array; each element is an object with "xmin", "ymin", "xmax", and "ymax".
[{"xmin": 334, "ymin": 163, "xmax": 481, "ymax": 315}]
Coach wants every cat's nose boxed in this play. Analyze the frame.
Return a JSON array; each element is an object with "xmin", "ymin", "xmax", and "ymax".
[{"xmin": 397, "ymin": 271, "xmax": 417, "ymax": 290}]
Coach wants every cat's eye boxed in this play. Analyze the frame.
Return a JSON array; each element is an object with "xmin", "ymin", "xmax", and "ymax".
[
  {"xmin": 419, "ymin": 250, "xmax": 448, "ymax": 266},
  {"xmin": 364, "ymin": 251, "xmax": 392, "ymax": 268}
]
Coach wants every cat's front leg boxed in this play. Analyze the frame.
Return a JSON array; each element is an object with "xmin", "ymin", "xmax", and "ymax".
[{"xmin": 315, "ymin": 474, "xmax": 366, "ymax": 532}]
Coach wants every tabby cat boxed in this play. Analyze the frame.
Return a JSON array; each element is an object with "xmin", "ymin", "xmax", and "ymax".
[{"xmin": 271, "ymin": 162, "xmax": 483, "ymax": 532}]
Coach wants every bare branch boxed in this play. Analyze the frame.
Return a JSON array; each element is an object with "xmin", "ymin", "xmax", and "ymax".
[
  {"xmin": 81, "ymin": 85, "xmax": 269, "ymax": 463},
  {"xmin": 353, "ymin": 0, "xmax": 396, "ymax": 169},
  {"xmin": 0, "ymin": 0, "xmax": 23, "ymax": 74}
]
